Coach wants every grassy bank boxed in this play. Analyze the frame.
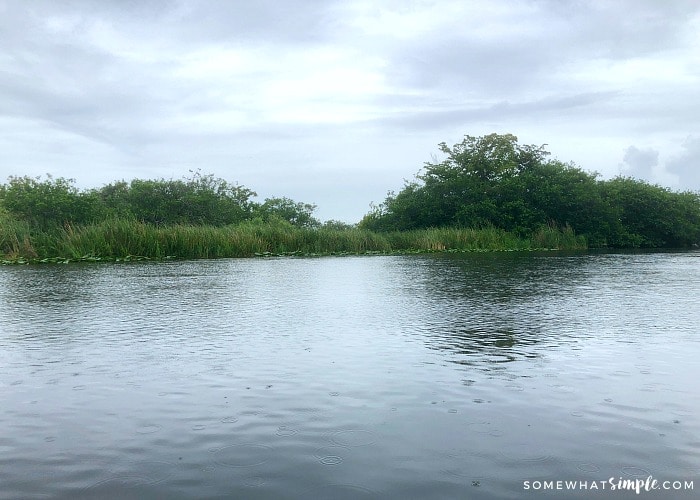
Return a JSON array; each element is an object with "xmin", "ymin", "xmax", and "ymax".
[{"xmin": 1, "ymin": 215, "xmax": 586, "ymax": 264}]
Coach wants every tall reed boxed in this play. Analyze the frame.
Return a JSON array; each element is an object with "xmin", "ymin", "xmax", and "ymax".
[
  {"xmin": 530, "ymin": 224, "xmax": 587, "ymax": 250},
  {"xmin": 1, "ymin": 217, "xmax": 586, "ymax": 262},
  {"xmin": 385, "ymin": 226, "xmax": 531, "ymax": 252},
  {"xmin": 0, "ymin": 209, "xmax": 37, "ymax": 258}
]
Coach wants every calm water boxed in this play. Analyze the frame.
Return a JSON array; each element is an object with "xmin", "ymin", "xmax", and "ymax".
[{"xmin": 1, "ymin": 251, "xmax": 699, "ymax": 499}]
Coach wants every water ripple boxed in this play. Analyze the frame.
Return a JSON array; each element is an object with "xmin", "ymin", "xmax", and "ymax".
[
  {"xmin": 330, "ymin": 429, "xmax": 377, "ymax": 447},
  {"xmin": 212, "ymin": 444, "xmax": 273, "ymax": 468},
  {"xmin": 1, "ymin": 253, "xmax": 699, "ymax": 499}
]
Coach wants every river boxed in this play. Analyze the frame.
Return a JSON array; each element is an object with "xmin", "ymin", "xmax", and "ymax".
[{"xmin": 1, "ymin": 251, "xmax": 699, "ymax": 498}]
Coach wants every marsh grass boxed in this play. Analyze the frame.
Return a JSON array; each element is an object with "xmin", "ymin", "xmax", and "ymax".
[
  {"xmin": 385, "ymin": 226, "xmax": 527, "ymax": 252},
  {"xmin": 530, "ymin": 224, "xmax": 586, "ymax": 250},
  {"xmin": 0, "ymin": 217, "xmax": 586, "ymax": 263},
  {"xmin": 0, "ymin": 209, "xmax": 38, "ymax": 259},
  {"xmin": 383, "ymin": 225, "xmax": 586, "ymax": 252}
]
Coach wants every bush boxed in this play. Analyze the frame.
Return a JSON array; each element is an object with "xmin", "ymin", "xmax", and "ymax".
[
  {"xmin": 0, "ymin": 175, "xmax": 100, "ymax": 229},
  {"xmin": 361, "ymin": 133, "xmax": 700, "ymax": 248}
]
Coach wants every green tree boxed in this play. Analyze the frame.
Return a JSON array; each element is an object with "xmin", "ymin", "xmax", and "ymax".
[
  {"xmin": 255, "ymin": 197, "xmax": 320, "ymax": 228},
  {"xmin": 321, "ymin": 220, "xmax": 356, "ymax": 230},
  {"xmin": 601, "ymin": 177, "xmax": 700, "ymax": 247},
  {"xmin": 0, "ymin": 175, "xmax": 100, "ymax": 229},
  {"xmin": 98, "ymin": 173, "xmax": 257, "ymax": 226},
  {"xmin": 361, "ymin": 133, "xmax": 553, "ymax": 231},
  {"xmin": 361, "ymin": 133, "xmax": 700, "ymax": 248},
  {"xmin": 94, "ymin": 181, "xmax": 133, "ymax": 220},
  {"xmin": 514, "ymin": 160, "xmax": 615, "ymax": 244}
]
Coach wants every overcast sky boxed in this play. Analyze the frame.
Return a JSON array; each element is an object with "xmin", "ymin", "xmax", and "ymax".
[{"xmin": 2, "ymin": 0, "xmax": 699, "ymax": 222}]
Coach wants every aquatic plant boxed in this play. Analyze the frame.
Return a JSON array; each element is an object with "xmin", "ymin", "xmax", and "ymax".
[
  {"xmin": 0, "ymin": 208, "xmax": 37, "ymax": 258},
  {"xmin": 0, "ymin": 215, "xmax": 586, "ymax": 264}
]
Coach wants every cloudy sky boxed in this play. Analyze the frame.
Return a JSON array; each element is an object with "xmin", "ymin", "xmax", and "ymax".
[{"xmin": 2, "ymin": 0, "xmax": 699, "ymax": 222}]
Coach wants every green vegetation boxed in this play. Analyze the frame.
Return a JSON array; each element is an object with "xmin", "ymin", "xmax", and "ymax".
[
  {"xmin": 2, "ymin": 133, "xmax": 697, "ymax": 263},
  {"xmin": 0, "ymin": 213, "xmax": 584, "ymax": 264},
  {"xmin": 359, "ymin": 133, "xmax": 700, "ymax": 248}
]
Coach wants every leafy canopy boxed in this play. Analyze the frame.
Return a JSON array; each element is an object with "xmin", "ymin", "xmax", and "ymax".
[
  {"xmin": 0, "ymin": 170, "xmax": 319, "ymax": 230},
  {"xmin": 361, "ymin": 133, "xmax": 700, "ymax": 248}
]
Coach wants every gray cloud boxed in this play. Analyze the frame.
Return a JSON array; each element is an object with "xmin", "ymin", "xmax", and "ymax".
[
  {"xmin": 381, "ymin": 0, "xmax": 698, "ymax": 96},
  {"xmin": 373, "ymin": 91, "xmax": 619, "ymax": 131},
  {"xmin": 620, "ymin": 137, "xmax": 700, "ymax": 192},
  {"xmin": 540, "ymin": 0, "xmax": 698, "ymax": 57},
  {"xmin": 666, "ymin": 137, "xmax": 700, "ymax": 191},
  {"xmin": 3, "ymin": 0, "xmax": 338, "ymax": 45},
  {"xmin": 621, "ymin": 146, "xmax": 659, "ymax": 181},
  {"xmin": 163, "ymin": 0, "xmax": 338, "ymax": 44}
]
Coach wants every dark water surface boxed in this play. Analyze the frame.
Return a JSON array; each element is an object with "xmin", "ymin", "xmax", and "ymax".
[{"xmin": 1, "ymin": 251, "xmax": 699, "ymax": 499}]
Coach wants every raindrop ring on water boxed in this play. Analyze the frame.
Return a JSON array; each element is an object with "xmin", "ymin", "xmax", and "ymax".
[
  {"xmin": 135, "ymin": 424, "xmax": 162, "ymax": 434},
  {"xmin": 213, "ymin": 444, "xmax": 273, "ymax": 468},
  {"xmin": 330, "ymin": 429, "xmax": 377, "ymax": 447},
  {"xmin": 313, "ymin": 445, "xmax": 348, "ymax": 466}
]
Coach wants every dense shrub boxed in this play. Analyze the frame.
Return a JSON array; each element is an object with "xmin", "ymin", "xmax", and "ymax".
[
  {"xmin": 96, "ymin": 173, "xmax": 258, "ymax": 225},
  {"xmin": 253, "ymin": 197, "xmax": 320, "ymax": 228},
  {"xmin": 360, "ymin": 134, "xmax": 700, "ymax": 248},
  {"xmin": 0, "ymin": 171, "xmax": 318, "ymax": 230},
  {"xmin": 0, "ymin": 175, "xmax": 101, "ymax": 229}
]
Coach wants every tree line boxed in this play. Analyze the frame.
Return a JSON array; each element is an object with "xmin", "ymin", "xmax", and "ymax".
[
  {"xmin": 359, "ymin": 133, "xmax": 700, "ymax": 248},
  {"xmin": 0, "ymin": 170, "xmax": 330, "ymax": 230},
  {"xmin": 2, "ymin": 134, "xmax": 699, "ymax": 250}
]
